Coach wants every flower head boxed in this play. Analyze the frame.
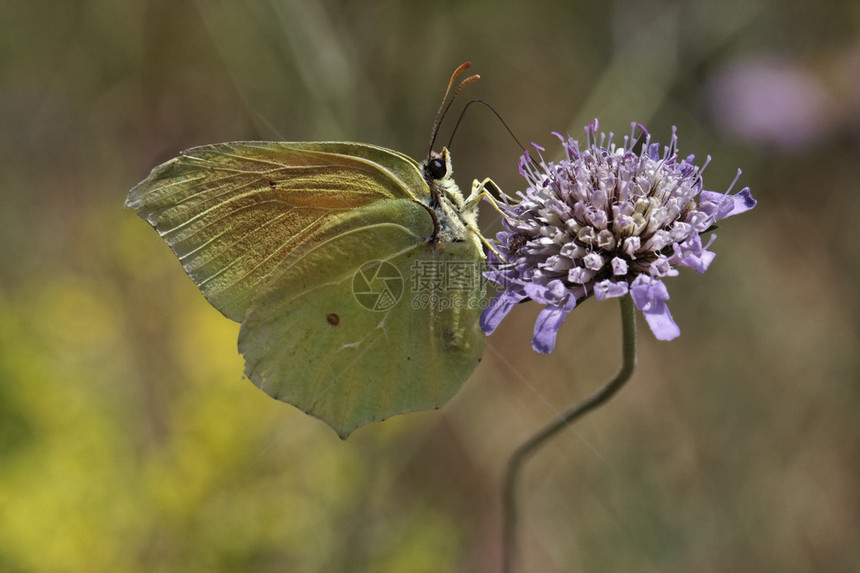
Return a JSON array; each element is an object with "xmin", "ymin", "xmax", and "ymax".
[{"xmin": 481, "ymin": 119, "xmax": 756, "ymax": 353}]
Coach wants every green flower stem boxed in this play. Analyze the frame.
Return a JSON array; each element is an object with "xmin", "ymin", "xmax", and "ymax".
[{"xmin": 501, "ymin": 294, "xmax": 638, "ymax": 573}]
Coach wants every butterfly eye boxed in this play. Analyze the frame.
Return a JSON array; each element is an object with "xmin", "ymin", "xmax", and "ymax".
[{"xmin": 425, "ymin": 158, "xmax": 447, "ymax": 180}]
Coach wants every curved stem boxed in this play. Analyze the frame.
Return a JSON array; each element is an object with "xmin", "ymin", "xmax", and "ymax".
[{"xmin": 501, "ymin": 295, "xmax": 638, "ymax": 573}]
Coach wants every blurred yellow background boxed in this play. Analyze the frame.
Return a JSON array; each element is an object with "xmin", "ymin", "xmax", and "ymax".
[{"xmin": 1, "ymin": 1, "xmax": 858, "ymax": 571}]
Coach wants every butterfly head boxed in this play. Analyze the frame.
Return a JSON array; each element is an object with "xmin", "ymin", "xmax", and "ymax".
[{"xmin": 422, "ymin": 148, "xmax": 453, "ymax": 184}]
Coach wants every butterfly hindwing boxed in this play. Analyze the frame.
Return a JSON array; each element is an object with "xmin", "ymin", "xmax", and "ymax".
[{"xmin": 238, "ymin": 203, "xmax": 486, "ymax": 438}]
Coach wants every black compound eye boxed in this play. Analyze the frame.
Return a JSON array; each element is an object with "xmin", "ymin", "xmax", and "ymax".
[{"xmin": 425, "ymin": 158, "xmax": 447, "ymax": 180}]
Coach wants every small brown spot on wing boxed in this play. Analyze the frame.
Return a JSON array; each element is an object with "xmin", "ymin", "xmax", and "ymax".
[{"xmin": 326, "ymin": 313, "xmax": 340, "ymax": 326}]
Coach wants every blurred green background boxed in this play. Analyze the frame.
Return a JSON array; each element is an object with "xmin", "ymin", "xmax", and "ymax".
[{"xmin": 2, "ymin": 0, "xmax": 858, "ymax": 571}]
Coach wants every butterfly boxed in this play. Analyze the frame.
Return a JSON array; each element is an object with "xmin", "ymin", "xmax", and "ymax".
[{"xmin": 125, "ymin": 63, "xmax": 493, "ymax": 438}]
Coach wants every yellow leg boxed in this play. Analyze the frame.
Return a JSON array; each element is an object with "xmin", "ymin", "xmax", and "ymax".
[
  {"xmin": 463, "ymin": 177, "xmax": 515, "ymax": 213},
  {"xmin": 461, "ymin": 178, "xmax": 517, "ymax": 261}
]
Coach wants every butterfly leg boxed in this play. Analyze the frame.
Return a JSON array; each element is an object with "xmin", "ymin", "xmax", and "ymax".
[
  {"xmin": 459, "ymin": 178, "xmax": 516, "ymax": 260},
  {"xmin": 463, "ymin": 177, "xmax": 515, "ymax": 212},
  {"xmin": 465, "ymin": 178, "xmax": 525, "ymax": 227}
]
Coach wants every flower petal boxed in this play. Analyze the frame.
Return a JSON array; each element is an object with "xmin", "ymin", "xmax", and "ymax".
[
  {"xmin": 640, "ymin": 303, "xmax": 681, "ymax": 341},
  {"xmin": 593, "ymin": 279, "xmax": 629, "ymax": 301},
  {"xmin": 480, "ymin": 290, "xmax": 526, "ymax": 335},
  {"xmin": 531, "ymin": 297, "xmax": 577, "ymax": 353},
  {"xmin": 681, "ymin": 248, "xmax": 716, "ymax": 273},
  {"xmin": 672, "ymin": 234, "xmax": 717, "ymax": 273},
  {"xmin": 629, "ymin": 276, "xmax": 681, "ymax": 340},
  {"xmin": 523, "ymin": 281, "xmax": 549, "ymax": 303},
  {"xmin": 700, "ymin": 188, "xmax": 757, "ymax": 221}
]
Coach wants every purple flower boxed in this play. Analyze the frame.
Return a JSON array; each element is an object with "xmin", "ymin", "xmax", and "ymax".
[{"xmin": 481, "ymin": 120, "xmax": 756, "ymax": 353}]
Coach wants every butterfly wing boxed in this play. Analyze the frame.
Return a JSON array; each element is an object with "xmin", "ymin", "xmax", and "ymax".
[
  {"xmin": 239, "ymin": 208, "xmax": 485, "ymax": 438},
  {"xmin": 126, "ymin": 141, "xmax": 430, "ymax": 321},
  {"xmin": 127, "ymin": 141, "xmax": 485, "ymax": 437}
]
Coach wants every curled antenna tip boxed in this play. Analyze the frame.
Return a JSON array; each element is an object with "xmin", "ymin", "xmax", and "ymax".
[
  {"xmin": 429, "ymin": 63, "xmax": 481, "ymax": 156},
  {"xmin": 452, "ymin": 62, "xmax": 472, "ymax": 76}
]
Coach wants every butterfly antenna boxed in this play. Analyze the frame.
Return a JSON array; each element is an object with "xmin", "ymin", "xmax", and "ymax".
[
  {"xmin": 428, "ymin": 62, "xmax": 480, "ymax": 156},
  {"xmin": 447, "ymin": 99, "xmax": 526, "ymax": 154}
]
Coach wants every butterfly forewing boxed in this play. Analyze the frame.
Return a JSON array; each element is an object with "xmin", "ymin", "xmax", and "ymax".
[{"xmin": 126, "ymin": 142, "xmax": 431, "ymax": 321}]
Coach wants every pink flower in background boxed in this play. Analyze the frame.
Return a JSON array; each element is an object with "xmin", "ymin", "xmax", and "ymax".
[{"xmin": 705, "ymin": 58, "xmax": 837, "ymax": 151}]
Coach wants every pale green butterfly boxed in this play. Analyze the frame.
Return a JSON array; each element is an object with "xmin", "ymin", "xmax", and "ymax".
[{"xmin": 126, "ymin": 63, "xmax": 496, "ymax": 438}]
